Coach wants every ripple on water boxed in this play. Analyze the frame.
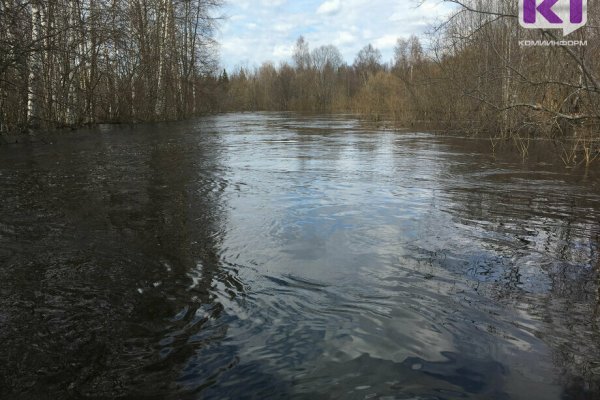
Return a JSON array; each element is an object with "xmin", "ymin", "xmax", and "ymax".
[{"xmin": 0, "ymin": 113, "xmax": 598, "ymax": 399}]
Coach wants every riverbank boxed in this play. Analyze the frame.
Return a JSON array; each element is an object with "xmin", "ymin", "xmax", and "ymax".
[{"xmin": 2, "ymin": 111, "xmax": 598, "ymax": 168}]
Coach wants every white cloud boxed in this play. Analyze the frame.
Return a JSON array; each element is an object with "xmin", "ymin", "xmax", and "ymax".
[
  {"xmin": 261, "ymin": 0, "xmax": 286, "ymax": 5},
  {"xmin": 317, "ymin": 0, "xmax": 342, "ymax": 15},
  {"xmin": 217, "ymin": 0, "xmax": 457, "ymax": 70},
  {"xmin": 334, "ymin": 31, "xmax": 357, "ymax": 46},
  {"xmin": 273, "ymin": 22, "xmax": 295, "ymax": 33},
  {"xmin": 373, "ymin": 34, "xmax": 398, "ymax": 50},
  {"xmin": 273, "ymin": 44, "xmax": 294, "ymax": 59}
]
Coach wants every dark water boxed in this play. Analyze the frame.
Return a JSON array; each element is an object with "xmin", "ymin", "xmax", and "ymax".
[{"xmin": 1, "ymin": 113, "xmax": 599, "ymax": 399}]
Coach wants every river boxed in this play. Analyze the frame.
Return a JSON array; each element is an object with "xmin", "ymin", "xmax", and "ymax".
[{"xmin": 0, "ymin": 113, "xmax": 599, "ymax": 399}]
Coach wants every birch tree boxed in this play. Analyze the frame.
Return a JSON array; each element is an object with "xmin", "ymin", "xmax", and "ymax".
[{"xmin": 0, "ymin": 0, "xmax": 223, "ymax": 133}]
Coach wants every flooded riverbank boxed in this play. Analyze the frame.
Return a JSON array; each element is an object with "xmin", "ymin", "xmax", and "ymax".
[{"xmin": 0, "ymin": 113, "xmax": 598, "ymax": 399}]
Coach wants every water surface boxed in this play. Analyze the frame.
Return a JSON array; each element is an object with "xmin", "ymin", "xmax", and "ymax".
[{"xmin": 1, "ymin": 113, "xmax": 599, "ymax": 399}]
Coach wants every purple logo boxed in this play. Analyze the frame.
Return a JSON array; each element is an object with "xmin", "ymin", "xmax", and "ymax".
[{"xmin": 520, "ymin": 0, "xmax": 587, "ymax": 35}]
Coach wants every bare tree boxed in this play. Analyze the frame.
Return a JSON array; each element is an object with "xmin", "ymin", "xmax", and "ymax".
[
  {"xmin": 0, "ymin": 0, "xmax": 223, "ymax": 133},
  {"xmin": 353, "ymin": 44, "xmax": 382, "ymax": 82}
]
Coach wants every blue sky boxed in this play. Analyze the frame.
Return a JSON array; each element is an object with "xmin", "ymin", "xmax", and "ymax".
[{"xmin": 216, "ymin": 0, "xmax": 456, "ymax": 71}]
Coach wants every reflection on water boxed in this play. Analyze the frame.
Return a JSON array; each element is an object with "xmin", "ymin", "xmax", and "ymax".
[{"xmin": 0, "ymin": 113, "xmax": 599, "ymax": 399}]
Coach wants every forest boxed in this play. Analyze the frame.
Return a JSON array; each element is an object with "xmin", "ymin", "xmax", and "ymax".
[
  {"xmin": 1, "ymin": 0, "xmax": 599, "ymax": 164},
  {"xmin": 0, "ymin": 0, "xmax": 222, "ymax": 130},
  {"xmin": 219, "ymin": 1, "xmax": 600, "ymax": 165}
]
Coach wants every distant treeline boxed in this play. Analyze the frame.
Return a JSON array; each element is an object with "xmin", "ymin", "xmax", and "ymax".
[
  {"xmin": 2, "ymin": 1, "xmax": 598, "ymax": 164},
  {"xmin": 0, "ymin": 0, "xmax": 222, "ymax": 132},
  {"xmin": 219, "ymin": 0, "xmax": 600, "ymax": 165}
]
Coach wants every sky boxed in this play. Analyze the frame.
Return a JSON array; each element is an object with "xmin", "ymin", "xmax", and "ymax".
[{"xmin": 216, "ymin": 0, "xmax": 457, "ymax": 71}]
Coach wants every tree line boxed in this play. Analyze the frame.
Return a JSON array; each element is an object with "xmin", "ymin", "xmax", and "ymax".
[
  {"xmin": 219, "ymin": 0, "xmax": 600, "ymax": 165},
  {"xmin": 0, "ymin": 0, "xmax": 222, "ymax": 133},
  {"xmin": 2, "ymin": 0, "xmax": 598, "ymax": 164}
]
